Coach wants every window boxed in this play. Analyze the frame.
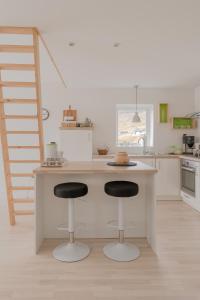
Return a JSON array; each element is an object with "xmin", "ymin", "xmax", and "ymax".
[{"xmin": 116, "ymin": 104, "xmax": 154, "ymax": 147}]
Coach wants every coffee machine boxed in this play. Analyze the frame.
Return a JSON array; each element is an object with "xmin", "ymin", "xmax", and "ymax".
[{"xmin": 182, "ymin": 134, "xmax": 195, "ymax": 154}]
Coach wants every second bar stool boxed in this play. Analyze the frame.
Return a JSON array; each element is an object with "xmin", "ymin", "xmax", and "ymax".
[
  {"xmin": 103, "ymin": 180, "xmax": 140, "ymax": 262},
  {"xmin": 53, "ymin": 182, "xmax": 90, "ymax": 262}
]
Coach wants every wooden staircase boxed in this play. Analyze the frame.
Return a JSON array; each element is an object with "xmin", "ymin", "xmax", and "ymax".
[{"xmin": 0, "ymin": 27, "xmax": 44, "ymax": 225}]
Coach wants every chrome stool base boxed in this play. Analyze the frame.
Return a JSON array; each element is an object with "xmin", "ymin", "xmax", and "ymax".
[
  {"xmin": 103, "ymin": 242, "xmax": 140, "ymax": 262},
  {"xmin": 53, "ymin": 241, "xmax": 90, "ymax": 262}
]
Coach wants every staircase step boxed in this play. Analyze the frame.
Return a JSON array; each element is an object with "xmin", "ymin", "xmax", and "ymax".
[
  {"xmin": 14, "ymin": 198, "xmax": 34, "ymax": 204},
  {"xmin": 8, "ymin": 146, "xmax": 40, "ymax": 149},
  {"xmin": 0, "ymin": 45, "xmax": 34, "ymax": 53},
  {"xmin": 0, "ymin": 64, "xmax": 35, "ymax": 71},
  {"xmin": 9, "ymin": 160, "xmax": 41, "ymax": 163},
  {"xmin": 15, "ymin": 210, "xmax": 34, "ymax": 216},
  {"xmin": 0, "ymin": 81, "xmax": 36, "ymax": 87},
  {"xmin": 0, "ymin": 98, "xmax": 37, "ymax": 104},
  {"xmin": 3, "ymin": 115, "xmax": 37, "ymax": 119},
  {"xmin": 6, "ymin": 131, "xmax": 39, "ymax": 134},
  {"xmin": 10, "ymin": 173, "xmax": 34, "ymax": 178},
  {"xmin": 0, "ymin": 26, "xmax": 34, "ymax": 34},
  {"xmin": 11, "ymin": 186, "xmax": 34, "ymax": 191}
]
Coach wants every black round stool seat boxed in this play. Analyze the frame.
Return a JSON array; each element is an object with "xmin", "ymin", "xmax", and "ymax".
[
  {"xmin": 54, "ymin": 182, "xmax": 88, "ymax": 199},
  {"xmin": 105, "ymin": 181, "xmax": 139, "ymax": 198}
]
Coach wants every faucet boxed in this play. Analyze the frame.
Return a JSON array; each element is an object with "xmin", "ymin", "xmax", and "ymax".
[{"xmin": 138, "ymin": 135, "xmax": 147, "ymax": 155}]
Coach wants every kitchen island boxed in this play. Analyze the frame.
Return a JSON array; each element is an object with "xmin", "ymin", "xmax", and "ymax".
[{"xmin": 34, "ymin": 161, "xmax": 157, "ymax": 253}]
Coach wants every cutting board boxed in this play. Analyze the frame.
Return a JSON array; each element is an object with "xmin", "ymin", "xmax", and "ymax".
[{"xmin": 63, "ymin": 105, "xmax": 77, "ymax": 121}]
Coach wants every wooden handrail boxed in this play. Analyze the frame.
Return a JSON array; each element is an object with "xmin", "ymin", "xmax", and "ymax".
[{"xmin": 36, "ymin": 29, "xmax": 67, "ymax": 88}]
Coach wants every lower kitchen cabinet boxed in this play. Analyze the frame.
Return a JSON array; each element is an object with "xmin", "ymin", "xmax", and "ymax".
[
  {"xmin": 138, "ymin": 157, "xmax": 181, "ymax": 200},
  {"xmin": 134, "ymin": 158, "xmax": 156, "ymax": 168},
  {"xmin": 155, "ymin": 158, "xmax": 181, "ymax": 200}
]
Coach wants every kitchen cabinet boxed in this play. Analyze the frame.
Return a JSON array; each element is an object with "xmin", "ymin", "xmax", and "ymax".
[
  {"xmin": 133, "ymin": 157, "xmax": 156, "ymax": 168},
  {"xmin": 60, "ymin": 128, "xmax": 93, "ymax": 161},
  {"xmin": 137, "ymin": 157, "xmax": 181, "ymax": 200},
  {"xmin": 155, "ymin": 158, "xmax": 181, "ymax": 200}
]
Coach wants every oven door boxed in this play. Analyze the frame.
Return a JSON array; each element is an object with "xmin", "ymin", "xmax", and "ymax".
[{"xmin": 181, "ymin": 166, "xmax": 196, "ymax": 197}]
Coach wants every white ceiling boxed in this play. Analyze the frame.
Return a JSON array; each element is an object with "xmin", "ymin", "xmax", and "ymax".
[{"xmin": 0, "ymin": 0, "xmax": 200, "ymax": 88}]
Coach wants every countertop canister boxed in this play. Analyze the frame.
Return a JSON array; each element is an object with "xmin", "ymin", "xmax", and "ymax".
[{"xmin": 46, "ymin": 142, "xmax": 58, "ymax": 159}]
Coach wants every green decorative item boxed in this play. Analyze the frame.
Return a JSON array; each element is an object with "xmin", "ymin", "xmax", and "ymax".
[
  {"xmin": 172, "ymin": 117, "xmax": 194, "ymax": 129},
  {"xmin": 159, "ymin": 103, "xmax": 168, "ymax": 123}
]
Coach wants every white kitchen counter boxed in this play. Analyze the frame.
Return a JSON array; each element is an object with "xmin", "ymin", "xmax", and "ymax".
[
  {"xmin": 34, "ymin": 160, "xmax": 157, "ymax": 174},
  {"xmin": 34, "ymin": 161, "xmax": 157, "ymax": 253},
  {"xmin": 180, "ymin": 155, "xmax": 200, "ymax": 162},
  {"xmin": 93, "ymin": 154, "xmax": 180, "ymax": 159}
]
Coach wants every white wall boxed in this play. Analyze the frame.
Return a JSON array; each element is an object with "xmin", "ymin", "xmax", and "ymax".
[
  {"xmin": 195, "ymin": 86, "xmax": 200, "ymax": 137},
  {"xmin": 42, "ymin": 85, "xmax": 196, "ymax": 154}
]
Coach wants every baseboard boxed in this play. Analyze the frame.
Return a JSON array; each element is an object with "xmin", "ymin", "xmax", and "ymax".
[{"xmin": 156, "ymin": 195, "xmax": 182, "ymax": 201}]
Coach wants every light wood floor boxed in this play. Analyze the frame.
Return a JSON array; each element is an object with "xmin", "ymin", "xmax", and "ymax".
[{"xmin": 1, "ymin": 201, "xmax": 200, "ymax": 300}]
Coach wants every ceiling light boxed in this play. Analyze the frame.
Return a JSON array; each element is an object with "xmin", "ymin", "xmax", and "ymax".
[
  {"xmin": 68, "ymin": 42, "xmax": 75, "ymax": 47},
  {"xmin": 132, "ymin": 85, "xmax": 141, "ymax": 123}
]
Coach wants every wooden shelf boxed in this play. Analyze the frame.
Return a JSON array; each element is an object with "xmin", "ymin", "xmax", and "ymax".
[
  {"xmin": 60, "ymin": 126, "xmax": 93, "ymax": 130},
  {"xmin": 171, "ymin": 117, "xmax": 197, "ymax": 129}
]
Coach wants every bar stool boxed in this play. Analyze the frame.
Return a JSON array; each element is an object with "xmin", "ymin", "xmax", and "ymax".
[
  {"xmin": 53, "ymin": 182, "xmax": 90, "ymax": 262},
  {"xmin": 103, "ymin": 180, "xmax": 140, "ymax": 262}
]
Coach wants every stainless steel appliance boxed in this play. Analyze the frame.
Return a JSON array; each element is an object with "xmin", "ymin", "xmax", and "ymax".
[
  {"xmin": 181, "ymin": 158, "xmax": 200, "ymax": 212},
  {"xmin": 181, "ymin": 159, "xmax": 196, "ymax": 197},
  {"xmin": 182, "ymin": 134, "xmax": 195, "ymax": 154},
  {"xmin": 193, "ymin": 143, "xmax": 200, "ymax": 158}
]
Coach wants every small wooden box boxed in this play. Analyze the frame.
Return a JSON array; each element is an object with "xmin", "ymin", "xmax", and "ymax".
[
  {"xmin": 61, "ymin": 121, "xmax": 77, "ymax": 128},
  {"xmin": 171, "ymin": 117, "xmax": 197, "ymax": 129},
  {"xmin": 159, "ymin": 103, "xmax": 168, "ymax": 123}
]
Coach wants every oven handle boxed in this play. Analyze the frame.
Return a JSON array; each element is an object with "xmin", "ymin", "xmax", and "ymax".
[{"xmin": 181, "ymin": 166, "xmax": 196, "ymax": 173}]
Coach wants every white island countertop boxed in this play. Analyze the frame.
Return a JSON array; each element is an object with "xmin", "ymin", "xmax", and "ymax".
[
  {"xmin": 34, "ymin": 160, "xmax": 157, "ymax": 175},
  {"xmin": 34, "ymin": 160, "xmax": 157, "ymax": 254}
]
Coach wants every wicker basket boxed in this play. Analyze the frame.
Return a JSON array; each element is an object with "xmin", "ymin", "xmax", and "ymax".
[{"xmin": 97, "ymin": 149, "xmax": 109, "ymax": 155}]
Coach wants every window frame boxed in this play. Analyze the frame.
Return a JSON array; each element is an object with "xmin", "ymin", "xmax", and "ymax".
[{"xmin": 116, "ymin": 104, "xmax": 154, "ymax": 148}]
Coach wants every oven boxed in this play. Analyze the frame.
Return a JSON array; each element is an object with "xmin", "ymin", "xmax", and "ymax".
[
  {"xmin": 181, "ymin": 158, "xmax": 200, "ymax": 212},
  {"xmin": 181, "ymin": 163, "xmax": 196, "ymax": 197}
]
